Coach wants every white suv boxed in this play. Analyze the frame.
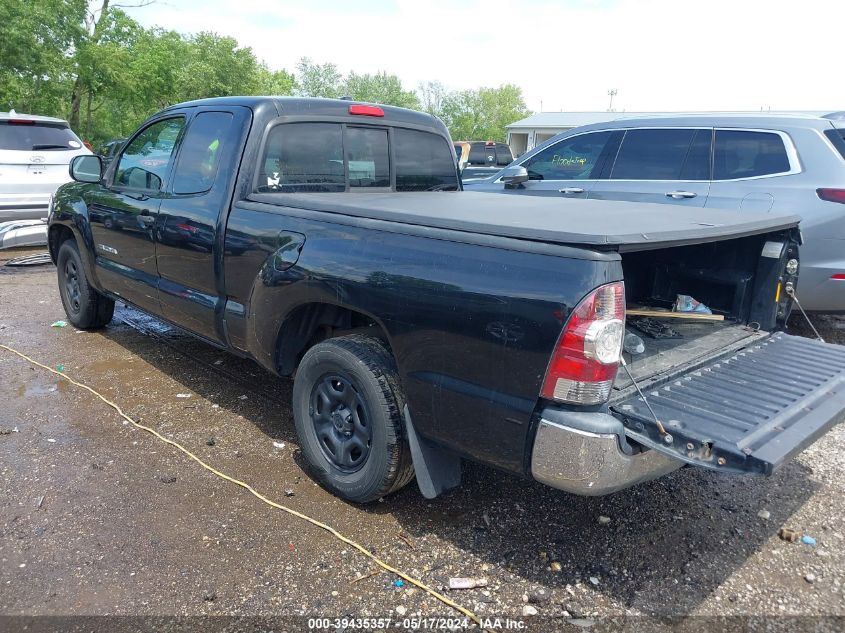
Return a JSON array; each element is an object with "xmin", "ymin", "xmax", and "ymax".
[
  {"xmin": 466, "ymin": 113, "xmax": 845, "ymax": 312},
  {"xmin": 0, "ymin": 112, "xmax": 90, "ymax": 221}
]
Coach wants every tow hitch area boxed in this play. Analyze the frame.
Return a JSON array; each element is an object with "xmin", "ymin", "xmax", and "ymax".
[{"xmin": 611, "ymin": 333, "xmax": 845, "ymax": 475}]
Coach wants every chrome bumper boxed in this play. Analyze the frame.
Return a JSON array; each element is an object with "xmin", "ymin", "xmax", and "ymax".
[{"xmin": 531, "ymin": 412, "xmax": 682, "ymax": 496}]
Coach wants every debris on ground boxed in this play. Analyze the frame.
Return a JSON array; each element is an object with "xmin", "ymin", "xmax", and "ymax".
[
  {"xmin": 351, "ymin": 569, "xmax": 380, "ymax": 584},
  {"xmin": 448, "ymin": 577, "xmax": 487, "ymax": 589},
  {"xmin": 804, "ymin": 573, "xmax": 816, "ymax": 583},
  {"xmin": 36, "ymin": 496, "xmax": 44, "ymax": 509},
  {"xmin": 778, "ymin": 527, "xmax": 800, "ymax": 542},
  {"xmin": 46, "ymin": 438, "xmax": 56, "ymax": 443},
  {"xmin": 395, "ymin": 605, "xmax": 407, "ymax": 616},
  {"xmin": 757, "ymin": 509, "xmax": 771, "ymax": 520},
  {"xmin": 0, "ymin": 427, "xmax": 20, "ymax": 435},
  {"xmin": 802, "ymin": 535, "xmax": 817, "ymax": 546},
  {"xmin": 525, "ymin": 588, "xmax": 550, "ymax": 604},
  {"xmin": 50, "ymin": 321, "xmax": 67, "ymax": 328},
  {"xmin": 158, "ymin": 475, "xmax": 177, "ymax": 484},
  {"xmin": 284, "ymin": 489, "xmax": 294, "ymax": 497},
  {"xmin": 272, "ymin": 441, "xmax": 285, "ymax": 449},
  {"xmin": 55, "ymin": 364, "xmax": 64, "ymax": 373},
  {"xmin": 176, "ymin": 393, "xmax": 191, "ymax": 398},
  {"xmin": 238, "ymin": 395, "xmax": 248, "ymax": 400},
  {"xmin": 397, "ymin": 532, "xmax": 415, "ymax": 549},
  {"xmin": 522, "ymin": 605, "xmax": 538, "ymax": 616},
  {"xmin": 206, "ymin": 437, "xmax": 216, "ymax": 446},
  {"xmin": 550, "ymin": 562, "xmax": 562, "ymax": 573},
  {"xmin": 202, "ymin": 590, "xmax": 216, "ymax": 602},
  {"xmin": 589, "ymin": 576, "xmax": 600, "ymax": 586},
  {"xmin": 597, "ymin": 515, "xmax": 611, "ymax": 525},
  {"xmin": 393, "ymin": 579, "xmax": 405, "ymax": 588}
]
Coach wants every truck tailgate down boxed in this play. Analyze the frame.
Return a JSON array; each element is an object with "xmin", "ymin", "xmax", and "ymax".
[{"xmin": 611, "ymin": 333, "xmax": 845, "ymax": 475}]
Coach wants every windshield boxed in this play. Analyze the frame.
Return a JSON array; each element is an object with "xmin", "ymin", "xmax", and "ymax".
[{"xmin": 0, "ymin": 121, "xmax": 84, "ymax": 151}]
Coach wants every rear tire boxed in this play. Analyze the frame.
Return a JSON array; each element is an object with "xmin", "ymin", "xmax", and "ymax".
[
  {"xmin": 292, "ymin": 335, "xmax": 414, "ymax": 503},
  {"xmin": 57, "ymin": 239, "xmax": 114, "ymax": 329}
]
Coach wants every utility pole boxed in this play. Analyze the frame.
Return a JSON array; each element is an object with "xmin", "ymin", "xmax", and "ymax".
[{"xmin": 607, "ymin": 89, "xmax": 617, "ymax": 112}]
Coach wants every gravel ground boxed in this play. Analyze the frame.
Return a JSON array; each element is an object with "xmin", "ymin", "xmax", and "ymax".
[{"xmin": 1, "ymin": 250, "xmax": 843, "ymax": 631}]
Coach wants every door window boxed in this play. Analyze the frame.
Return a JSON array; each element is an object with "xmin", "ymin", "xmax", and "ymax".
[
  {"xmin": 114, "ymin": 118, "xmax": 184, "ymax": 191},
  {"xmin": 171, "ymin": 112, "xmax": 234, "ymax": 194},
  {"xmin": 713, "ymin": 130, "xmax": 791, "ymax": 180},
  {"xmin": 522, "ymin": 131, "xmax": 613, "ymax": 180},
  {"xmin": 610, "ymin": 129, "xmax": 711, "ymax": 180},
  {"xmin": 345, "ymin": 127, "xmax": 389, "ymax": 188}
]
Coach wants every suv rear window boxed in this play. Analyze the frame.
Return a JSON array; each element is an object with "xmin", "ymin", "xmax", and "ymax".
[
  {"xmin": 468, "ymin": 142, "xmax": 495, "ymax": 165},
  {"xmin": 713, "ymin": 130, "xmax": 791, "ymax": 180},
  {"xmin": 824, "ymin": 129, "xmax": 845, "ymax": 159},
  {"xmin": 611, "ymin": 129, "xmax": 711, "ymax": 180},
  {"xmin": 0, "ymin": 121, "xmax": 83, "ymax": 151}
]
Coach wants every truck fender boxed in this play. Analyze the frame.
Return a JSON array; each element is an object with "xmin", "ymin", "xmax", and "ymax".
[{"xmin": 403, "ymin": 405, "xmax": 461, "ymax": 499}]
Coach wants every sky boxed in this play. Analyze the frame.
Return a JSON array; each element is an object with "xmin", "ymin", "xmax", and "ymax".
[{"xmin": 123, "ymin": 0, "xmax": 844, "ymax": 113}]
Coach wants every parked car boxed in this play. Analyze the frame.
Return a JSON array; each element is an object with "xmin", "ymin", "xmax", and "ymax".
[
  {"xmin": 96, "ymin": 138, "xmax": 126, "ymax": 166},
  {"xmin": 454, "ymin": 140, "xmax": 513, "ymax": 181},
  {"xmin": 0, "ymin": 112, "xmax": 91, "ymax": 221},
  {"xmin": 48, "ymin": 97, "xmax": 845, "ymax": 505},
  {"xmin": 465, "ymin": 113, "xmax": 845, "ymax": 312}
]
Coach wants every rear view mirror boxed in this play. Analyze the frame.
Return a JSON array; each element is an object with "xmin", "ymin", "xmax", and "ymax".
[
  {"xmin": 500, "ymin": 165, "xmax": 528, "ymax": 187},
  {"xmin": 69, "ymin": 155, "xmax": 103, "ymax": 183}
]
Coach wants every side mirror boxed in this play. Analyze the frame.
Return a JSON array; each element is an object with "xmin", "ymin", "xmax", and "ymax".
[
  {"xmin": 69, "ymin": 155, "xmax": 103, "ymax": 184},
  {"xmin": 500, "ymin": 165, "xmax": 528, "ymax": 187}
]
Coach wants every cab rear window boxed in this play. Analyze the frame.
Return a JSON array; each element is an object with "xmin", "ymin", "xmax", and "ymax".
[
  {"xmin": 0, "ymin": 121, "xmax": 83, "ymax": 151},
  {"xmin": 257, "ymin": 123, "xmax": 458, "ymax": 193}
]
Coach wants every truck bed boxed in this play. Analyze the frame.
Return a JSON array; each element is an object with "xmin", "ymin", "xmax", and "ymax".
[{"xmin": 249, "ymin": 191, "xmax": 801, "ymax": 251}]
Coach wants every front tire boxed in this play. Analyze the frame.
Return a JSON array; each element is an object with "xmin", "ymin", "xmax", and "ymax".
[
  {"xmin": 56, "ymin": 239, "xmax": 114, "ymax": 329},
  {"xmin": 292, "ymin": 335, "xmax": 414, "ymax": 503}
]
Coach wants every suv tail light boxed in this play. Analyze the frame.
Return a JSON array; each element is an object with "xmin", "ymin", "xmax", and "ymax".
[
  {"xmin": 349, "ymin": 105, "xmax": 384, "ymax": 117},
  {"xmin": 541, "ymin": 282, "xmax": 625, "ymax": 405},
  {"xmin": 817, "ymin": 188, "xmax": 845, "ymax": 204}
]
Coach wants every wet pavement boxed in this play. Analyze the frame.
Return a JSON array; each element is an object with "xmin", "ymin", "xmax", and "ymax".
[{"xmin": 1, "ymin": 250, "xmax": 844, "ymax": 625}]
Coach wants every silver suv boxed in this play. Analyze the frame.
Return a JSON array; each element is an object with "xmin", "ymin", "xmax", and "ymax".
[
  {"xmin": 0, "ymin": 112, "xmax": 90, "ymax": 222},
  {"xmin": 465, "ymin": 113, "xmax": 845, "ymax": 312}
]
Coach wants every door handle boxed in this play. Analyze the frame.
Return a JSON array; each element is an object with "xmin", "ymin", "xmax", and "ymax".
[
  {"xmin": 666, "ymin": 190, "xmax": 697, "ymax": 199},
  {"xmin": 559, "ymin": 187, "xmax": 585, "ymax": 194}
]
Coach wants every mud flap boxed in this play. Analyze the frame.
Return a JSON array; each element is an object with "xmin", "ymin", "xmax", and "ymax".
[
  {"xmin": 611, "ymin": 333, "xmax": 845, "ymax": 475},
  {"xmin": 403, "ymin": 406, "xmax": 461, "ymax": 499}
]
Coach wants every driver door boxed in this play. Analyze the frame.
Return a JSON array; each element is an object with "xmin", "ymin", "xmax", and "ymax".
[
  {"xmin": 498, "ymin": 130, "xmax": 619, "ymax": 197},
  {"xmin": 88, "ymin": 117, "xmax": 185, "ymax": 314}
]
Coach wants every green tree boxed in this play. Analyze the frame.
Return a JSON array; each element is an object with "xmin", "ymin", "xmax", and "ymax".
[
  {"xmin": 417, "ymin": 80, "xmax": 446, "ymax": 117},
  {"xmin": 343, "ymin": 71, "xmax": 420, "ymax": 109},
  {"xmin": 0, "ymin": 0, "xmax": 86, "ymax": 114},
  {"xmin": 441, "ymin": 84, "xmax": 530, "ymax": 142},
  {"xmin": 294, "ymin": 58, "xmax": 343, "ymax": 98}
]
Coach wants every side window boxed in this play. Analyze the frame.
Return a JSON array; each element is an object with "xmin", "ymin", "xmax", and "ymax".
[
  {"xmin": 713, "ymin": 130, "xmax": 791, "ymax": 180},
  {"xmin": 345, "ymin": 127, "xmax": 389, "ymax": 188},
  {"xmin": 522, "ymin": 131, "xmax": 612, "ymax": 181},
  {"xmin": 115, "ymin": 118, "xmax": 184, "ymax": 191},
  {"xmin": 171, "ymin": 112, "xmax": 234, "ymax": 195},
  {"xmin": 495, "ymin": 143, "xmax": 513, "ymax": 166},
  {"xmin": 394, "ymin": 128, "xmax": 459, "ymax": 192},
  {"xmin": 611, "ymin": 129, "xmax": 710, "ymax": 180},
  {"xmin": 258, "ymin": 123, "xmax": 344, "ymax": 193}
]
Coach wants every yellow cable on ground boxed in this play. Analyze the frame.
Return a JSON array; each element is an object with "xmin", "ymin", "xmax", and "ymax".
[{"xmin": 1, "ymin": 343, "xmax": 487, "ymax": 628}]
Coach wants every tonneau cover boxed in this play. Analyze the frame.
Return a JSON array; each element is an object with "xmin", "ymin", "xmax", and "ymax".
[{"xmin": 248, "ymin": 192, "xmax": 801, "ymax": 251}]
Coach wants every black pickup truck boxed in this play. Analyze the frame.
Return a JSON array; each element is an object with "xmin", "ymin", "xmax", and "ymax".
[{"xmin": 48, "ymin": 97, "xmax": 845, "ymax": 503}]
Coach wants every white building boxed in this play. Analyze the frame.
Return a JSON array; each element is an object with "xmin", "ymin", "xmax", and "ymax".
[{"xmin": 506, "ymin": 111, "xmax": 830, "ymax": 157}]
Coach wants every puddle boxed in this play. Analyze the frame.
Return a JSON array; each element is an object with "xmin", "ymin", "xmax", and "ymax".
[{"xmin": 16, "ymin": 380, "xmax": 67, "ymax": 397}]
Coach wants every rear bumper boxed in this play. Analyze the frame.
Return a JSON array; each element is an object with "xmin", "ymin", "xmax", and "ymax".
[
  {"xmin": 530, "ymin": 410, "xmax": 682, "ymax": 496},
  {"xmin": 0, "ymin": 193, "xmax": 51, "ymax": 222}
]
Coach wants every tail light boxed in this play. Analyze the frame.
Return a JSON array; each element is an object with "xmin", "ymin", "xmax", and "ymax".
[
  {"xmin": 817, "ymin": 188, "xmax": 845, "ymax": 204},
  {"xmin": 541, "ymin": 282, "xmax": 625, "ymax": 405},
  {"xmin": 349, "ymin": 105, "xmax": 384, "ymax": 117}
]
